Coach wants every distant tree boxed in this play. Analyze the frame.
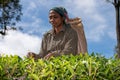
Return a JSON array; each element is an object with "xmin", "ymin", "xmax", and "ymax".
[
  {"xmin": 0, "ymin": 0, "xmax": 22, "ymax": 35},
  {"xmin": 106, "ymin": 0, "xmax": 120, "ymax": 58}
]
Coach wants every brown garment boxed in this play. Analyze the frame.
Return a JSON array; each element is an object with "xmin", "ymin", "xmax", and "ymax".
[
  {"xmin": 38, "ymin": 25, "xmax": 78, "ymax": 58},
  {"xmin": 68, "ymin": 18, "xmax": 88, "ymax": 54}
]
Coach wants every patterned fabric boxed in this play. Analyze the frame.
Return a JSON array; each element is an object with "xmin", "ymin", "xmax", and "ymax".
[
  {"xmin": 50, "ymin": 7, "xmax": 67, "ymax": 17},
  {"xmin": 50, "ymin": 7, "xmax": 69, "ymax": 21}
]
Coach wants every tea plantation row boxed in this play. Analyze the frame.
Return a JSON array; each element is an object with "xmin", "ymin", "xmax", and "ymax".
[{"xmin": 0, "ymin": 53, "xmax": 120, "ymax": 80}]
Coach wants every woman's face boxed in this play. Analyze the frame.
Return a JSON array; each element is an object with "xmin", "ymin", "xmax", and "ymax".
[{"xmin": 49, "ymin": 10, "xmax": 64, "ymax": 28}]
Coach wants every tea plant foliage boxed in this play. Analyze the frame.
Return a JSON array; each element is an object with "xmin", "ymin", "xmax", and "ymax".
[{"xmin": 0, "ymin": 53, "xmax": 120, "ymax": 80}]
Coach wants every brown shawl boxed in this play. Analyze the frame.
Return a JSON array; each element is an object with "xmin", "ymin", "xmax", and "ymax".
[{"xmin": 68, "ymin": 17, "xmax": 88, "ymax": 54}]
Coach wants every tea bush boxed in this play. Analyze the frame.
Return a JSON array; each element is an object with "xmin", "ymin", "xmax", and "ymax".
[{"xmin": 0, "ymin": 53, "xmax": 120, "ymax": 80}]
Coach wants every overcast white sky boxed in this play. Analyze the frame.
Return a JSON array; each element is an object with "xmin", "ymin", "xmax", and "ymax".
[{"xmin": 0, "ymin": 0, "xmax": 117, "ymax": 58}]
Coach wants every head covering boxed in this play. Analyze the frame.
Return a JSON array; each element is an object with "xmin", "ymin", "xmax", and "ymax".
[{"xmin": 50, "ymin": 7, "xmax": 69, "ymax": 21}]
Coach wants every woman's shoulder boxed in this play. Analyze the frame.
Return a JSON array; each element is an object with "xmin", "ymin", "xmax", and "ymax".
[
  {"xmin": 65, "ymin": 24, "xmax": 77, "ymax": 34},
  {"xmin": 43, "ymin": 29, "xmax": 53, "ymax": 37}
]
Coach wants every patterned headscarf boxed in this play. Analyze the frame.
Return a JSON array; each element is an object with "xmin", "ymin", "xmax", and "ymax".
[{"xmin": 50, "ymin": 7, "xmax": 69, "ymax": 21}]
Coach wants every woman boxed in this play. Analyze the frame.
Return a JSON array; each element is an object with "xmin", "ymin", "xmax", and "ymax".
[{"xmin": 27, "ymin": 7, "xmax": 78, "ymax": 59}]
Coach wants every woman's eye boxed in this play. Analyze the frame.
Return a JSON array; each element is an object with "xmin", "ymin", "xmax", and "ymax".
[{"xmin": 54, "ymin": 16, "xmax": 58, "ymax": 18}]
